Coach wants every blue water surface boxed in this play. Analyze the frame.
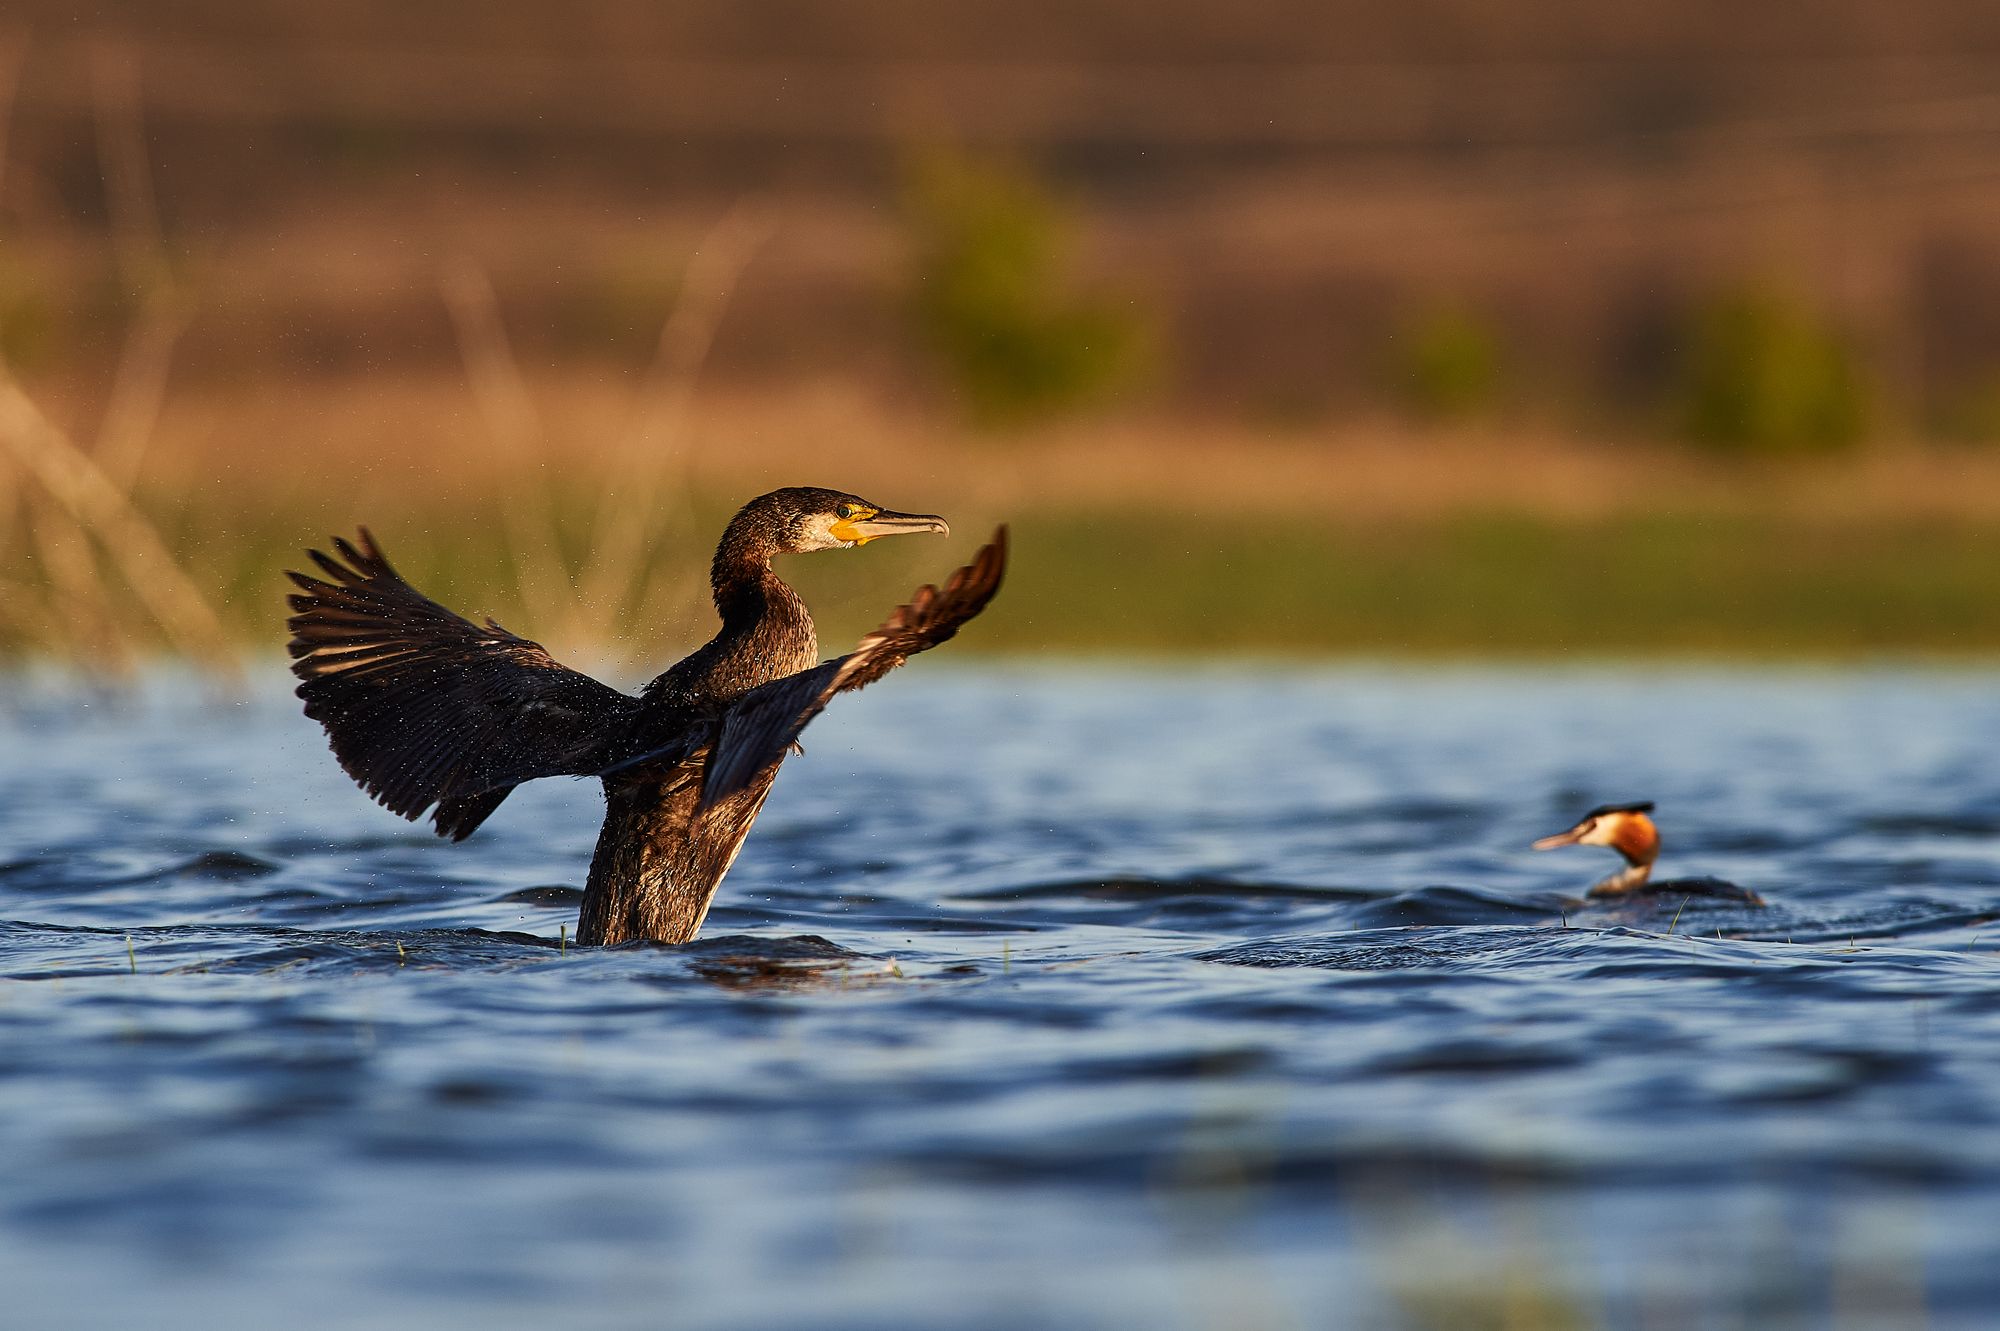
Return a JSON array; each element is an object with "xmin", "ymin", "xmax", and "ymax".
[{"xmin": 2, "ymin": 666, "xmax": 1998, "ymax": 1330}]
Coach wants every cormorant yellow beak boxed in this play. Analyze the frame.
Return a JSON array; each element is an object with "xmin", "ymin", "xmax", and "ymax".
[
  {"xmin": 1532, "ymin": 827, "xmax": 1585, "ymax": 850},
  {"xmin": 831, "ymin": 508, "xmax": 950, "ymax": 546}
]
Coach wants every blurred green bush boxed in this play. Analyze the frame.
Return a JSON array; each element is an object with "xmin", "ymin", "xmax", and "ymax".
[
  {"xmin": 1390, "ymin": 304, "xmax": 1505, "ymax": 422},
  {"xmin": 1930, "ymin": 374, "xmax": 2000, "ymax": 445},
  {"xmin": 903, "ymin": 149, "xmax": 1150, "ymax": 424},
  {"xmin": 1677, "ymin": 284, "xmax": 1871, "ymax": 454}
]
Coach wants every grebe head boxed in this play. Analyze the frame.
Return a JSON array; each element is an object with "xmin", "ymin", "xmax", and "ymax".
[
  {"xmin": 719, "ymin": 488, "xmax": 950, "ymax": 564},
  {"xmin": 1532, "ymin": 800, "xmax": 1660, "ymax": 868}
]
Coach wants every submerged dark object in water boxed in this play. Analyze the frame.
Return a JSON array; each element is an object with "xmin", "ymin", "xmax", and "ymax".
[
  {"xmin": 1532, "ymin": 801, "xmax": 1765, "ymax": 906},
  {"xmin": 287, "ymin": 487, "xmax": 1007, "ymax": 945}
]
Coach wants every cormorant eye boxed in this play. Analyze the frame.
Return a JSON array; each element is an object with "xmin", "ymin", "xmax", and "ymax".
[{"xmin": 835, "ymin": 504, "xmax": 856, "ymax": 519}]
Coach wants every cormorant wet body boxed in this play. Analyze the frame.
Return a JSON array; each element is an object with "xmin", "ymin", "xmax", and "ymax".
[{"xmin": 287, "ymin": 487, "xmax": 1006, "ymax": 945}]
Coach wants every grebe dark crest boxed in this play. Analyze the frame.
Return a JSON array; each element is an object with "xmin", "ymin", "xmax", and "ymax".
[
  {"xmin": 1532, "ymin": 801, "xmax": 1764, "ymax": 906},
  {"xmin": 287, "ymin": 488, "xmax": 1007, "ymax": 945}
]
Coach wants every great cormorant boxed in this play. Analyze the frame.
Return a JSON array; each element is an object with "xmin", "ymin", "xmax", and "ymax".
[
  {"xmin": 1532, "ymin": 800, "xmax": 1764, "ymax": 906},
  {"xmin": 287, "ymin": 488, "xmax": 1007, "ymax": 945}
]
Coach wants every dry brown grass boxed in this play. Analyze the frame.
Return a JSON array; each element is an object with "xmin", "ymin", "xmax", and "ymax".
[
  {"xmin": 0, "ymin": 28, "xmax": 241, "ymax": 680},
  {"xmin": 0, "ymin": 372, "xmax": 237, "ymax": 676},
  {"xmin": 74, "ymin": 369, "xmax": 2000, "ymax": 528},
  {"xmin": 19, "ymin": 340, "xmax": 2000, "ymax": 666}
]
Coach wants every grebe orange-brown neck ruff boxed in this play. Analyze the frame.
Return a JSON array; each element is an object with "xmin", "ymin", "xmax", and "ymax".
[
  {"xmin": 1533, "ymin": 801, "xmax": 1764, "ymax": 906},
  {"xmin": 287, "ymin": 488, "xmax": 1007, "ymax": 946}
]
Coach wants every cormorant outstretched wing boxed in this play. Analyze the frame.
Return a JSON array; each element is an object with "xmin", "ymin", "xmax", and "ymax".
[
  {"xmin": 287, "ymin": 530, "xmax": 638, "ymax": 840},
  {"xmin": 698, "ymin": 527, "xmax": 1008, "ymax": 804}
]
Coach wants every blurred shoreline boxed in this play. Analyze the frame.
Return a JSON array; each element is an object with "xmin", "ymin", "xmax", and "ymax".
[
  {"xmin": 13, "ymin": 377, "xmax": 2000, "ymax": 667},
  {"xmin": 8, "ymin": 7, "xmax": 2000, "ymax": 667}
]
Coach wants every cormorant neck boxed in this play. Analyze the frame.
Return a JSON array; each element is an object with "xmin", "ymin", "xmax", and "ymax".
[
  {"xmin": 640, "ymin": 534, "xmax": 816, "ymax": 713},
  {"xmin": 702, "ymin": 526, "xmax": 814, "ymax": 665},
  {"xmin": 711, "ymin": 523, "xmax": 782, "ymax": 596}
]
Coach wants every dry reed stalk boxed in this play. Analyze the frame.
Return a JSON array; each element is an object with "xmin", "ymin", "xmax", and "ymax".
[
  {"xmin": 88, "ymin": 42, "xmax": 190, "ymax": 490},
  {"xmin": 0, "ymin": 35, "xmax": 104, "ymax": 673},
  {"xmin": 0, "ymin": 39, "xmax": 224, "ymax": 679},
  {"xmin": 439, "ymin": 256, "xmax": 576, "ymax": 636},
  {"xmin": 438, "ymin": 205, "xmax": 769, "ymax": 667},
  {"xmin": 0, "ymin": 372, "xmax": 241, "ymax": 680},
  {"xmin": 0, "ymin": 33, "xmax": 27, "ymax": 633},
  {"xmin": 0, "ymin": 570, "xmax": 54, "ymax": 649},
  {"xmin": 578, "ymin": 202, "xmax": 773, "ymax": 663},
  {"xmin": 95, "ymin": 293, "xmax": 190, "ymax": 489},
  {"xmin": 0, "ymin": 32, "xmax": 22, "ymax": 206},
  {"xmin": 28, "ymin": 495, "xmax": 132, "ymax": 676},
  {"xmin": 7, "ymin": 280, "xmax": 189, "ymax": 671},
  {"xmin": 91, "ymin": 43, "xmax": 165, "ymax": 293}
]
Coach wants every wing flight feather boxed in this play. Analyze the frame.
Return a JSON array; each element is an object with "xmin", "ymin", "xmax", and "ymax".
[{"xmin": 287, "ymin": 529, "xmax": 638, "ymax": 840}]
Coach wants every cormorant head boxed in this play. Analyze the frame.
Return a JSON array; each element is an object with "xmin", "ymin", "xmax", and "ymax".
[
  {"xmin": 725, "ymin": 487, "xmax": 950, "ymax": 558},
  {"xmin": 1532, "ymin": 800, "xmax": 1660, "ymax": 868}
]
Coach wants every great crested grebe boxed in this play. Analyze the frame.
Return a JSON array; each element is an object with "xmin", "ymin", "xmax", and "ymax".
[
  {"xmin": 288, "ymin": 488, "xmax": 1007, "ymax": 945},
  {"xmin": 1532, "ymin": 800, "xmax": 1764, "ymax": 906}
]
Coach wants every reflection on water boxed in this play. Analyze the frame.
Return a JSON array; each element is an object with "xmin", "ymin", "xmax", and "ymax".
[{"xmin": 2, "ymin": 667, "xmax": 1998, "ymax": 1328}]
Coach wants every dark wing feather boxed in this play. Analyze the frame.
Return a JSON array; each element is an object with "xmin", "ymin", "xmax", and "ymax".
[
  {"xmin": 287, "ymin": 529, "xmax": 639, "ymax": 840},
  {"xmin": 699, "ymin": 527, "xmax": 1008, "ymax": 805}
]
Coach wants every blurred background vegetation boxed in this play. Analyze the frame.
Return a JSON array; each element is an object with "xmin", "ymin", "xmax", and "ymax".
[{"xmin": 6, "ymin": 2, "xmax": 2000, "ymax": 670}]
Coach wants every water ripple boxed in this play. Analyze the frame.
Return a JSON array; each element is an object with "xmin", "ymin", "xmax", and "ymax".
[{"xmin": 5, "ymin": 668, "xmax": 2000, "ymax": 1327}]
